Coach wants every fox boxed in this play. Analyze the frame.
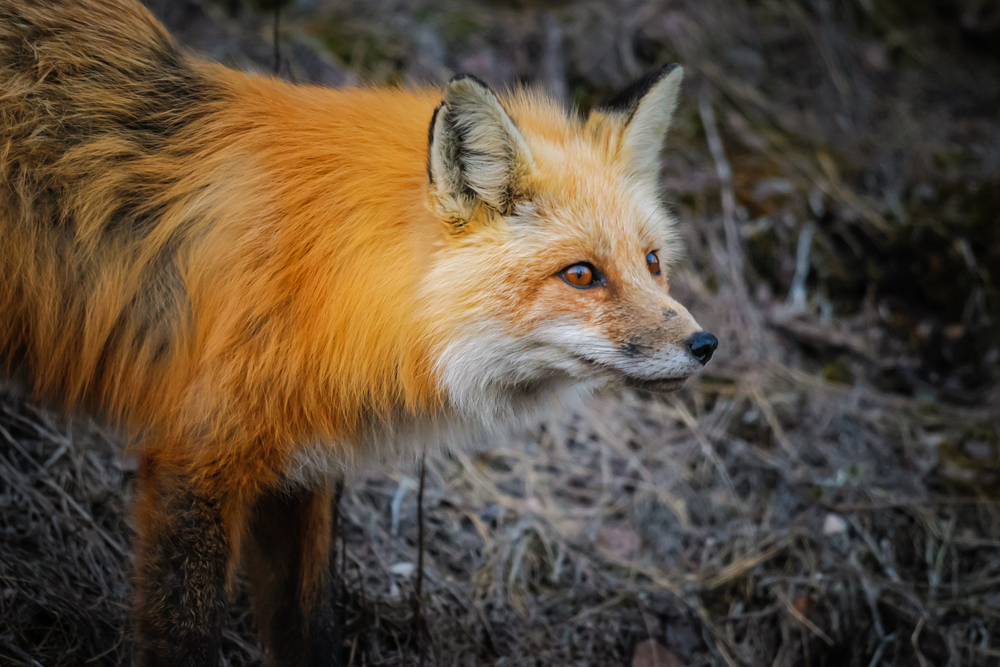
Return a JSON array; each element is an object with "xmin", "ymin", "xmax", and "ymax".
[{"xmin": 0, "ymin": 0, "xmax": 718, "ymax": 664}]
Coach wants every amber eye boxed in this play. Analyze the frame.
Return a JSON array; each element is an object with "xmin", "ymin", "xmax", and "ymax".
[
  {"xmin": 646, "ymin": 251, "xmax": 661, "ymax": 276},
  {"xmin": 560, "ymin": 263, "xmax": 600, "ymax": 288}
]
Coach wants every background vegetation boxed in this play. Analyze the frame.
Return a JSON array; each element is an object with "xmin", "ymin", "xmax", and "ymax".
[{"xmin": 2, "ymin": 0, "xmax": 999, "ymax": 665}]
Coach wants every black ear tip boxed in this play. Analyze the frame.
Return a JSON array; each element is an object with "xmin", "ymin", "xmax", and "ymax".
[
  {"xmin": 447, "ymin": 73, "xmax": 492, "ymax": 90},
  {"xmin": 644, "ymin": 62, "xmax": 684, "ymax": 89},
  {"xmin": 595, "ymin": 62, "xmax": 683, "ymax": 116},
  {"xmin": 427, "ymin": 102, "xmax": 444, "ymax": 147}
]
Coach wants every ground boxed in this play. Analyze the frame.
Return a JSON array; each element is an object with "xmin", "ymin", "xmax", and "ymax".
[{"xmin": 2, "ymin": 0, "xmax": 999, "ymax": 665}]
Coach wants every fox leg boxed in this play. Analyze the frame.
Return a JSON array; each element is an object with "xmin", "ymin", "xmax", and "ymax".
[
  {"xmin": 245, "ymin": 486, "xmax": 339, "ymax": 667},
  {"xmin": 132, "ymin": 461, "xmax": 247, "ymax": 667}
]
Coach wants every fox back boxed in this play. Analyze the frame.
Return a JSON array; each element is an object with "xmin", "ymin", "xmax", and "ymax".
[{"xmin": 0, "ymin": 1, "xmax": 716, "ymax": 664}]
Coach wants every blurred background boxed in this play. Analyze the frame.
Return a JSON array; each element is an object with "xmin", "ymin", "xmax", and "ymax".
[{"xmin": 2, "ymin": 1, "xmax": 999, "ymax": 665}]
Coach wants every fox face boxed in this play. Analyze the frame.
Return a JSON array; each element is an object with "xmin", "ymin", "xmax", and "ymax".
[{"xmin": 422, "ymin": 66, "xmax": 717, "ymax": 417}]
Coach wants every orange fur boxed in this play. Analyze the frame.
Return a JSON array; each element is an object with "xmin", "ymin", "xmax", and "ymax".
[
  {"xmin": 1, "ymin": 0, "xmax": 448, "ymax": 489},
  {"xmin": 1, "ymin": 1, "xmax": 712, "ymax": 662}
]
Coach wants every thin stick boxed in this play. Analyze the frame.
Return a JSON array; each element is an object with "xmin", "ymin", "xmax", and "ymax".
[
  {"xmin": 335, "ymin": 478, "xmax": 345, "ymax": 590},
  {"xmin": 698, "ymin": 92, "xmax": 762, "ymax": 350},
  {"xmin": 0, "ymin": 421, "xmax": 128, "ymax": 556},
  {"xmin": 413, "ymin": 452, "xmax": 427, "ymax": 667},
  {"xmin": 333, "ymin": 478, "xmax": 344, "ymax": 663}
]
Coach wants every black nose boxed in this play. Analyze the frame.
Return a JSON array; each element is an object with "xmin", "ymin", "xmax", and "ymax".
[{"xmin": 685, "ymin": 332, "xmax": 718, "ymax": 365}]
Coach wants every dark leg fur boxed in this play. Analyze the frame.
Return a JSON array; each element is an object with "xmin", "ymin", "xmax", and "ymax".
[
  {"xmin": 132, "ymin": 467, "xmax": 240, "ymax": 667},
  {"xmin": 245, "ymin": 487, "xmax": 340, "ymax": 667}
]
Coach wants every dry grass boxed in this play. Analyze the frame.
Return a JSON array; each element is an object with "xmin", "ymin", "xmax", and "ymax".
[{"xmin": 2, "ymin": 0, "xmax": 999, "ymax": 665}]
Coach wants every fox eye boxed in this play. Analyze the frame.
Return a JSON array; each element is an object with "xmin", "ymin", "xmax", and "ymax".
[
  {"xmin": 646, "ymin": 251, "xmax": 661, "ymax": 276},
  {"xmin": 560, "ymin": 263, "xmax": 601, "ymax": 288}
]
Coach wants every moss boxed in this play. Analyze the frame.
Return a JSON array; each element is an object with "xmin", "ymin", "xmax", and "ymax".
[
  {"xmin": 317, "ymin": 21, "xmax": 398, "ymax": 80},
  {"xmin": 704, "ymin": 274, "xmax": 720, "ymax": 294},
  {"xmin": 822, "ymin": 359, "xmax": 853, "ymax": 385},
  {"xmin": 440, "ymin": 12, "xmax": 482, "ymax": 43},
  {"xmin": 935, "ymin": 432, "xmax": 1000, "ymax": 498}
]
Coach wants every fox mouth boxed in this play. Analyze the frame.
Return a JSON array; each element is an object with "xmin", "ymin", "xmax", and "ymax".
[
  {"xmin": 571, "ymin": 354, "xmax": 690, "ymax": 393},
  {"xmin": 621, "ymin": 376, "xmax": 686, "ymax": 393}
]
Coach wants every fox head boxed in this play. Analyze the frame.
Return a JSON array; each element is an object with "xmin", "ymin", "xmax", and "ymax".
[{"xmin": 422, "ymin": 65, "xmax": 717, "ymax": 416}]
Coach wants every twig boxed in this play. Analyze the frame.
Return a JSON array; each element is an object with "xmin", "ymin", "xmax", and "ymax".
[
  {"xmin": 413, "ymin": 452, "xmax": 427, "ymax": 667},
  {"xmin": 347, "ymin": 636, "xmax": 358, "ymax": 667},
  {"xmin": 539, "ymin": 12, "xmax": 567, "ymax": 104},
  {"xmin": 0, "ymin": 638, "xmax": 44, "ymax": 667},
  {"xmin": 391, "ymin": 476, "xmax": 414, "ymax": 537},
  {"xmin": 0, "ymin": 419, "xmax": 127, "ymax": 556},
  {"xmin": 221, "ymin": 629, "xmax": 263, "ymax": 661},
  {"xmin": 669, "ymin": 396, "xmax": 746, "ymax": 518},
  {"xmin": 848, "ymin": 516, "xmax": 901, "ymax": 583},
  {"xmin": 749, "ymin": 389, "xmax": 795, "ymax": 458},
  {"xmin": 785, "ymin": 221, "xmax": 815, "ymax": 312},
  {"xmin": 866, "ymin": 633, "xmax": 897, "ymax": 667},
  {"xmin": 42, "ymin": 477, "xmax": 128, "ymax": 557},
  {"xmin": 704, "ymin": 537, "xmax": 794, "ymax": 590},
  {"xmin": 698, "ymin": 92, "xmax": 762, "ymax": 351},
  {"xmin": 696, "ymin": 61, "xmax": 893, "ymax": 237},
  {"xmin": 566, "ymin": 592, "xmax": 630, "ymax": 624},
  {"xmin": 766, "ymin": 312, "xmax": 874, "ymax": 359},
  {"xmin": 911, "ymin": 617, "xmax": 930, "ymax": 667},
  {"xmin": 778, "ymin": 591, "xmax": 834, "ymax": 646},
  {"xmin": 83, "ymin": 627, "xmax": 125, "ymax": 664},
  {"xmin": 332, "ymin": 478, "xmax": 344, "ymax": 665}
]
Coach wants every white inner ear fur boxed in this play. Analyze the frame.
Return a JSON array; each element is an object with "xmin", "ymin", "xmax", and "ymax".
[
  {"xmin": 428, "ymin": 78, "xmax": 535, "ymax": 219},
  {"xmin": 619, "ymin": 66, "xmax": 684, "ymax": 190}
]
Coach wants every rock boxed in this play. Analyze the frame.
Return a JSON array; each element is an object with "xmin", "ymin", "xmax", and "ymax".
[
  {"xmin": 597, "ymin": 523, "xmax": 640, "ymax": 557},
  {"xmin": 632, "ymin": 639, "xmax": 685, "ymax": 667},
  {"xmin": 822, "ymin": 513, "xmax": 848, "ymax": 535},
  {"xmin": 390, "ymin": 562, "xmax": 416, "ymax": 578}
]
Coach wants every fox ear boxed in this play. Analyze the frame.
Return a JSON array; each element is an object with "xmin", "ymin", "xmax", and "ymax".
[
  {"xmin": 595, "ymin": 64, "xmax": 684, "ymax": 190},
  {"xmin": 427, "ymin": 75, "xmax": 535, "ymax": 221}
]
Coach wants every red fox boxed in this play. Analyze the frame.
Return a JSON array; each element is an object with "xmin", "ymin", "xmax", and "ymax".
[{"xmin": 0, "ymin": 0, "xmax": 717, "ymax": 664}]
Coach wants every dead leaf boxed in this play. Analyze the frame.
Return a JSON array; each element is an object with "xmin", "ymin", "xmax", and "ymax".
[
  {"xmin": 632, "ymin": 639, "xmax": 685, "ymax": 667},
  {"xmin": 597, "ymin": 523, "xmax": 640, "ymax": 557},
  {"xmin": 793, "ymin": 596, "xmax": 815, "ymax": 616}
]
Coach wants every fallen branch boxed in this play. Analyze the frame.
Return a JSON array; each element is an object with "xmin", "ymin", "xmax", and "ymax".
[{"xmin": 698, "ymin": 92, "xmax": 763, "ymax": 354}]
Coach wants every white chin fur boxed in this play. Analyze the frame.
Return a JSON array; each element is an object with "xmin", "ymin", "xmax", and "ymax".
[
  {"xmin": 531, "ymin": 320, "xmax": 703, "ymax": 382},
  {"xmin": 285, "ymin": 322, "xmax": 601, "ymax": 487},
  {"xmin": 285, "ymin": 319, "xmax": 696, "ymax": 488},
  {"xmin": 435, "ymin": 321, "xmax": 593, "ymax": 419},
  {"xmin": 436, "ymin": 319, "xmax": 701, "ymax": 417}
]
